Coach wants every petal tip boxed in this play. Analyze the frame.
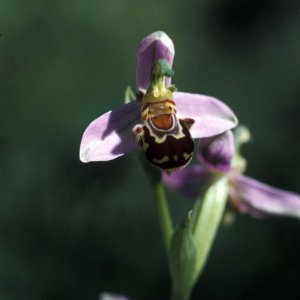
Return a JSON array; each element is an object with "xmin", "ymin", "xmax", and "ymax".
[
  {"xmin": 79, "ymin": 148, "xmax": 89, "ymax": 163},
  {"xmin": 138, "ymin": 31, "xmax": 174, "ymax": 55},
  {"xmin": 233, "ymin": 174, "xmax": 300, "ymax": 218}
]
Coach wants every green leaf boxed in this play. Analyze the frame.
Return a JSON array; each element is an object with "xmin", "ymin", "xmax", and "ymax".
[
  {"xmin": 169, "ymin": 218, "xmax": 196, "ymax": 300},
  {"xmin": 191, "ymin": 176, "xmax": 229, "ymax": 283}
]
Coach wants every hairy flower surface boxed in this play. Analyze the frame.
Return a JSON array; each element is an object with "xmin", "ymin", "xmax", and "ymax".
[
  {"xmin": 80, "ymin": 31, "xmax": 238, "ymax": 172},
  {"xmin": 164, "ymin": 128, "xmax": 300, "ymax": 218}
]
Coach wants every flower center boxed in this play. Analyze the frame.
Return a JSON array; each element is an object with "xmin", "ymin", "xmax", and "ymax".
[
  {"xmin": 141, "ymin": 59, "xmax": 176, "ymax": 121},
  {"xmin": 152, "ymin": 114, "xmax": 173, "ymax": 129},
  {"xmin": 134, "ymin": 59, "xmax": 195, "ymax": 173}
]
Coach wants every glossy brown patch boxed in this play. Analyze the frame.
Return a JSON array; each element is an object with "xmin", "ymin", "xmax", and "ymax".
[
  {"xmin": 151, "ymin": 114, "xmax": 173, "ymax": 129},
  {"xmin": 142, "ymin": 120, "xmax": 194, "ymax": 170}
]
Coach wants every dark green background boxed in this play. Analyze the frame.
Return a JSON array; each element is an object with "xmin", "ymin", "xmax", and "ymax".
[{"xmin": 1, "ymin": 0, "xmax": 300, "ymax": 299}]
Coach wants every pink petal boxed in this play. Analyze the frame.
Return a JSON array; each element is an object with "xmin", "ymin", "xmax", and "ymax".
[
  {"xmin": 79, "ymin": 101, "xmax": 140, "ymax": 162},
  {"xmin": 163, "ymin": 165, "xmax": 212, "ymax": 199},
  {"xmin": 232, "ymin": 174, "xmax": 300, "ymax": 218},
  {"xmin": 174, "ymin": 92, "xmax": 238, "ymax": 138},
  {"xmin": 198, "ymin": 131, "xmax": 235, "ymax": 172},
  {"xmin": 136, "ymin": 31, "xmax": 175, "ymax": 92}
]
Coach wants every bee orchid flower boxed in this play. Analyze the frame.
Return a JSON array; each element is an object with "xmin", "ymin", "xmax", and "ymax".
[
  {"xmin": 163, "ymin": 127, "xmax": 300, "ymax": 219},
  {"xmin": 79, "ymin": 31, "xmax": 238, "ymax": 173}
]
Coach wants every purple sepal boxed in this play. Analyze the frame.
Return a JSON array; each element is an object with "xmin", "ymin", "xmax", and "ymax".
[
  {"xmin": 163, "ymin": 165, "xmax": 211, "ymax": 199},
  {"xmin": 136, "ymin": 31, "xmax": 175, "ymax": 92},
  {"xmin": 198, "ymin": 131, "xmax": 235, "ymax": 172},
  {"xmin": 79, "ymin": 101, "xmax": 140, "ymax": 162},
  {"xmin": 232, "ymin": 174, "xmax": 300, "ymax": 218},
  {"xmin": 174, "ymin": 92, "xmax": 238, "ymax": 138}
]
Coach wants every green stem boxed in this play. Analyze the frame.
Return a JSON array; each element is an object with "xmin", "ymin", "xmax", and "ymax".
[
  {"xmin": 172, "ymin": 285, "xmax": 192, "ymax": 300},
  {"xmin": 153, "ymin": 182, "xmax": 173, "ymax": 251}
]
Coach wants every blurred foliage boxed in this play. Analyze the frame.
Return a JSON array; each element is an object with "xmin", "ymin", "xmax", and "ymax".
[{"xmin": 1, "ymin": 0, "xmax": 300, "ymax": 299}]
